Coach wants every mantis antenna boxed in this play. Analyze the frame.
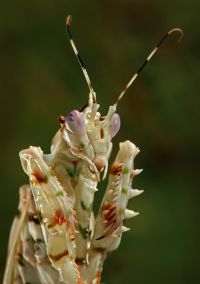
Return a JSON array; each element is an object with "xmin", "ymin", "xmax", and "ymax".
[
  {"xmin": 115, "ymin": 28, "xmax": 184, "ymax": 104},
  {"xmin": 66, "ymin": 15, "xmax": 96, "ymax": 103}
]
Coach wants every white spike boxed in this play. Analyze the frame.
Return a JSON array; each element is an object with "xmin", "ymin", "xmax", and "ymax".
[
  {"xmin": 128, "ymin": 189, "xmax": 144, "ymax": 199},
  {"xmin": 132, "ymin": 146, "xmax": 140, "ymax": 158},
  {"xmin": 136, "ymin": 147, "xmax": 140, "ymax": 155},
  {"xmin": 125, "ymin": 209, "xmax": 139, "ymax": 219},
  {"xmin": 121, "ymin": 226, "xmax": 130, "ymax": 232},
  {"xmin": 134, "ymin": 169, "xmax": 143, "ymax": 176}
]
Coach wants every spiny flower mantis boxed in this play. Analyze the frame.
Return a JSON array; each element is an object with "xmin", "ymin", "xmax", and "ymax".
[{"xmin": 3, "ymin": 15, "xmax": 183, "ymax": 284}]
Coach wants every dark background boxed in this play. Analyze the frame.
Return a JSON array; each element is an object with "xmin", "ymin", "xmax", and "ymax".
[{"xmin": 1, "ymin": 1, "xmax": 199, "ymax": 283}]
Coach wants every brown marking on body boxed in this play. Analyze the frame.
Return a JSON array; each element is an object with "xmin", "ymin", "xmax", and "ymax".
[
  {"xmin": 31, "ymin": 171, "xmax": 48, "ymax": 184},
  {"xmin": 59, "ymin": 115, "xmax": 65, "ymax": 124},
  {"xmin": 99, "ymin": 116, "xmax": 106, "ymax": 121},
  {"xmin": 77, "ymin": 277, "xmax": 85, "ymax": 284},
  {"xmin": 28, "ymin": 213, "xmax": 40, "ymax": 225},
  {"xmin": 68, "ymin": 215, "xmax": 77, "ymax": 240},
  {"xmin": 95, "ymin": 271, "xmax": 102, "ymax": 284},
  {"xmin": 16, "ymin": 253, "xmax": 24, "ymax": 266},
  {"xmin": 96, "ymin": 221, "xmax": 121, "ymax": 240},
  {"xmin": 100, "ymin": 128, "xmax": 104, "ymax": 139},
  {"xmin": 70, "ymin": 233, "xmax": 75, "ymax": 241},
  {"xmin": 103, "ymin": 204, "xmax": 116, "ymax": 226},
  {"xmin": 105, "ymin": 209, "xmax": 116, "ymax": 224},
  {"xmin": 96, "ymin": 202, "xmax": 120, "ymax": 240},
  {"xmin": 75, "ymin": 257, "xmax": 85, "ymax": 266},
  {"xmin": 49, "ymin": 250, "xmax": 68, "ymax": 262},
  {"xmin": 47, "ymin": 222, "xmax": 57, "ymax": 229},
  {"xmin": 54, "ymin": 209, "xmax": 66, "ymax": 225},
  {"xmin": 94, "ymin": 158, "xmax": 104, "ymax": 172},
  {"xmin": 104, "ymin": 202, "xmax": 116, "ymax": 210},
  {"xmin": 36, "ymin": 258, "xmax": 48, "ymax": 266},
  {"xmin": 110, "ymin": 163, "xmax": 123, "ymax": 175},
  {"xmin": 92, "ymin": 247, "xmax": 107, "ymax": 254}
]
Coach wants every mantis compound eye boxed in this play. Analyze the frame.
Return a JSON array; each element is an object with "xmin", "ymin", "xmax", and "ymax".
[
  {"xmin": 65, "ymin": 110, "xmax": 86, "ymax": 136},
  {"xmin": 109, "ymin": 113, "xmax": 121, "ymax": 138}
]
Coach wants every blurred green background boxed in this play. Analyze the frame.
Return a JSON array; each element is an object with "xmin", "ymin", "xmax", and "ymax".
[{"xmin": 1, "ymin": 0, "xmax": 199, "ymax": 283}]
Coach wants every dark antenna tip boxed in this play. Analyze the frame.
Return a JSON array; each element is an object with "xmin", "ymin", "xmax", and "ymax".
[
  {"xmin": 168, "ymin": 28, "xmax": 184, "ymax": 43},
  {"xmin": 65, "ymin": 15, "xmax": 96, "ymax": 103},
  {"xmin": 115, "ymin": 26, "xmax": 184, "ymax": 105},
  {"xmin": 66, "ymin": 15, "xmax": 72, "ymax": 27}
]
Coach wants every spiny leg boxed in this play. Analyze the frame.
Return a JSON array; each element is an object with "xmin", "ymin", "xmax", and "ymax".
[
  {"xmin": 19, "ymin": 146, "xmax": 84, "ymax": 283},
  {"xmin": 82, "ymin": 141, "xmax": 143, "ymax": 283}
]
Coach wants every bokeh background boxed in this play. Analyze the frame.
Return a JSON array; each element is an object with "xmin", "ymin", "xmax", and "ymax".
[{"xmin": 1, "ymin": 0, "xmax": 199, "ymax": 283}]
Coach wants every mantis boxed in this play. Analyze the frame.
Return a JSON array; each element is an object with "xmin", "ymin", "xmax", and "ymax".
[{"xmin": 3, "ymin": 15, "xmax": 183, "ymax": 284}]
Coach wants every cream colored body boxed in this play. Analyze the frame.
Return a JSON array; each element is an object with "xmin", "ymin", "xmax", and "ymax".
[{"xmin": 3, "ymin": 98, "xmax": 142, "ymax": 283}]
